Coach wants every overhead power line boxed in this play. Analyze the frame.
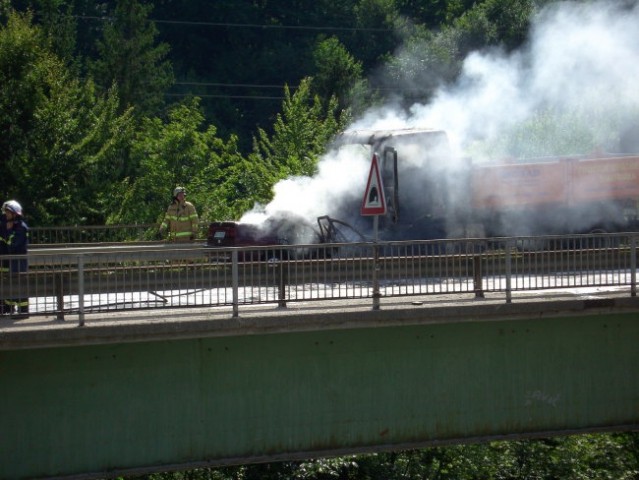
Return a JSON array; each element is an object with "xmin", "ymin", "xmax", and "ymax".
[
  {"xmin": 172, "ymin": 81, "xmax": 421, "ymax": 93},
  {"xmin": 75, "ymin": 15, "xmax": 392, "ymax": 32},
  {"xmin": 169, "ymin": 82, "xmax": 294, "ymax": 100},
  {"xmin": 165, "ymin": 93, "xmax": 284, "ymax": 100},
  {"xmin": 175, "ymin": 81, "xmax": 298, "ymax": 89}
]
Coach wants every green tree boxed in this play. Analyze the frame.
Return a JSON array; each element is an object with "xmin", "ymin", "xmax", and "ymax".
[
  {"xmin": 111, "ymin": 98, "xmax": 213, "ymax": 225},
  {"xmin": 110, "ymin": 98, "xmax": 269, "ymax": 227},
  {"xmin": 450, "ymin": 0, "xmax": 535, "ymax": 56},
  {"xmin": 17, "ymin": 0, "xmax": 78, "ymax": 63},
  {"xmin": 0, "ymin": 9, "xmax": 133, "ymax": 225},
  {"xmin": 133, "ymin": 433, "xmax": 639, "ymax": 479},
  {"xmin": 198, "ymin": 149, "xmax": 274, "ymax": 222},
  {"xmin": 351, "ymin": 0, "xmax": 401, "ymax": 69},
  {"xmin": 254, "ymin": 77, "xmax": 348, "ymax": 180},
  {"xmin": 312, "ymin": 36, "xmax": 365, "ymax": 111},
  {"xmin": 90, "ymin": 0, "xmax": 173, "ymax": 118},
  {"xmin": 383, "ymin": 24, "xmax": 460, "ymax": 106},
  {"xmin": 395, "ymin": 0, "xmax": 450, "ymax": 28}
]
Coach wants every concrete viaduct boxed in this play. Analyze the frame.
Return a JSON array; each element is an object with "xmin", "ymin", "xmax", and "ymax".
[{"xmin": 1, "ymin": 293, "xmax": 639, "ymax": 479}]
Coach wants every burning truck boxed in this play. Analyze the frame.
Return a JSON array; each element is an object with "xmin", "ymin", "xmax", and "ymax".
[
  {"xmin": 332, "ymin": 128, "xmax": 639, "ymax": 239},
  {"xmin": 208, "ymin": 128, "xmax": 639, "ymax": 251}
]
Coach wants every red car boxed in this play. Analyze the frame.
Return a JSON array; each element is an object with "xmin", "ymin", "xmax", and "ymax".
[{"xmin": 206, "ymin": 214, "xmax": 326, "ymax": 261}]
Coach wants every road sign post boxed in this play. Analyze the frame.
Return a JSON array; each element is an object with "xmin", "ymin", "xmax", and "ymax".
[
  {"xmin": 361, "ymin": 153, "xmax": 387, "ymax": 217},
  {"xmin": 361, "ymin": 154, "xmax": 386, "ymax": 310}
]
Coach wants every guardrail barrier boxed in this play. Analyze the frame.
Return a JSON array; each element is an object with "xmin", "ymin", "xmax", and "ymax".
[
  {"xmin": 29, "ymin": 222, "xmax": 211, "ymax": 245},
  {"xmin": 1, "ymin": 233, "xmax": 636, "ymax": 326}
]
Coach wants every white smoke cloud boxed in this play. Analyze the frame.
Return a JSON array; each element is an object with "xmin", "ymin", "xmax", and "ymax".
[
  {"xmin": 243, "ymin": 0, "xmax": 639, "ymax": 232},
  {"xmin": 241, "ymin": 145, "xmax": 370, "ymax": 225},
  {"xmin": 410, "ymin": 0, "xmax": 639, "ymax": 159},
  {"xmin": 531, "ymin": 2, "xmax": 639, "ymax": 111}
]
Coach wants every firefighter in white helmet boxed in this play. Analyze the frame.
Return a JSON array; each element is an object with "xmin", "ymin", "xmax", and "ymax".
[
  {"xmin": 158, "ymin": 186, "xmax": 199, "ymax": 242},
  {"xmin": 1, "ymin": 200, "xmax": 29, "ymax": 318}
]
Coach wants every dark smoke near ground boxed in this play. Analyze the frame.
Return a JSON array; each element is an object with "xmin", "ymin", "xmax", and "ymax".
[{"xmin": 242, "ymin": 1, "xmax": 639, "ymax": 241}]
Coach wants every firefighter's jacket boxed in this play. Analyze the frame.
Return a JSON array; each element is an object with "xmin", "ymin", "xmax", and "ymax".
[
  {"xmin": 0, "ymin": 216, "xmax": 29, "ymax": 273},
  {"xmin": 161, "ymin": 200, "xmax": 199, "ymax": 242}
]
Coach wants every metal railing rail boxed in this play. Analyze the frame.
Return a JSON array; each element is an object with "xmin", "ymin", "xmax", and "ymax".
[
  {"xmin": 29, "ymin": 223, "xmax": 158, "ymax": 245},
  {"xmin": 1, "ymin": 233, "xmax": 637, "ymax": 326},
  {"xmin": 29, "ymin": 222, "xmax": 211, "ymax": 245}
]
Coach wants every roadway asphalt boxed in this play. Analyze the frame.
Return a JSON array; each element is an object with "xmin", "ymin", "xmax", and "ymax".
[{"xmin": 2, "ymin": 287, "xmax": 639, "ymax": 351}]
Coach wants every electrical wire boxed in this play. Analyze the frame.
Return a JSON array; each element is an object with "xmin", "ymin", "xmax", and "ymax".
[
  {"xmin": 165, "ymin": 93, "xmax": 284, "ymax": 100},
  {"xmin": 175, "ymin": 82, "xmax": 297, "ymax": 89},
  {"xmin": 75, "ymin": 15, "xmax": 393, "ymax": 32},
  {"xmin": 73, "ymin": 15, "xmax": 391, "ymax": 102}
]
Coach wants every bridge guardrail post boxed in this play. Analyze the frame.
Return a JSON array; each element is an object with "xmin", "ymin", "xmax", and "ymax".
[
  {"xmin": 473, "ymin": 254, "xmax": 484, "ymax": 298},
  {"xmin": 372, "ymin": 242, "xmax": 381, "ymax": 311},
  {"xmin": 78, "ymin": 255, "xmax": 85, "ymax": 327},
  {"xmin": 278, "ymin": 257, "xmax": 287, "ymax": 308},
  {"xmin": 631, "ymin": 236, "xmax": 637, "ymax": 298},
  {"xmin": 55, "ymin": 269, "xmax": 65, "ymax": 321},
  {"xmin": 232, "ymin": 250, "xmax": 239, "ymax": 317},
  {"xmin": 505, "ymin": 240, "xmax": 513, "ymax": 304}
]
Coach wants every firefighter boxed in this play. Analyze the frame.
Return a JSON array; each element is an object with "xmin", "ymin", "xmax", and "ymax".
[
  {"xmin": 159, "ymin": 186, "xmax": 199, "ymax": 242},
  {"xmin": 0, "ymin": 206, "xmax": 7, "ymax": 315},
  {"xmin": 1, "ymin": 200, "xmax": 29, "ymax": 319}
]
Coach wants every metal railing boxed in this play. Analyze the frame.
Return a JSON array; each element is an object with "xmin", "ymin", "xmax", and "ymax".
[
  {"xmin": 29, "ymin": 222, "xmax": 211, "ymax": 245},
  {"xmin": 1, "ymin": 233, "xmax": 636, "ymax": 326},
  {"xmin": 29, "ymin": 223, "xmax": 158, "ymax": 245}
]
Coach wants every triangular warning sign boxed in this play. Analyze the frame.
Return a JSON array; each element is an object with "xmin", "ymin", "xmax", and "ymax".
[{"xmin": 361, "ymin": 153, "xmax": 387, "ymax": 216}]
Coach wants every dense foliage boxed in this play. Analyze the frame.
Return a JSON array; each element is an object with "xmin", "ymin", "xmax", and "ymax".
[
  {"xmin": 2, "ymin": 1, "xmax": 639, "ymax": 478},
  {"xmin": 128, "ymin": 433, "xmax": 639, "ymax": 480},
  {"xmin": 2, "ymin": 0, "xmax": 537, "ymax": 226}
]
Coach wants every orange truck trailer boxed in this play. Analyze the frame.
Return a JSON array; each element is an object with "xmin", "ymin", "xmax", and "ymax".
[
  {"xmin": 469, "ymin": 154, "xmax": 639, "ymax": 237},
  {"xmin": 336, "ymin": 129, "xmax": 639, "ymax": 240}
]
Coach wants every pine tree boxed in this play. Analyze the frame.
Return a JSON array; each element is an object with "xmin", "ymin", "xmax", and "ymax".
[{"xmin": 91, "ymin": 0, "xmax": 173, "ymax": 118}]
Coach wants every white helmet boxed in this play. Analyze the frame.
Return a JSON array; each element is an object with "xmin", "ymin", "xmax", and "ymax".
[
  {"xmin": 173, "ymin": 186, "xmax": 186, "ymax": 197},
  {"xmin": 2, "ymin": 200, "xmax": 23, "ymax": 216}
]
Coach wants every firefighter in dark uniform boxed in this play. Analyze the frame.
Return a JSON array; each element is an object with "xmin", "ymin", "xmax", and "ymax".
[
  {"xmin": 1, "ymin": 200, "xmax": 29, "ymax": 319},
  {"xmin": 0, "ymin": 206, "xmax": 7, "ymax": 315}
]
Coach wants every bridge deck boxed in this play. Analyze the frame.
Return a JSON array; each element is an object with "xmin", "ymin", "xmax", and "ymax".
[
  {"xmin": 2, "ymin": 286, "xmax": 636, "ymax": 351},
  {"xmin": 3, "ymin": 286, "xmax": 639, "ymax": 479},
  {"xmin": 4, "ymin": 236, "xmax": 639, "ymax": 479}
]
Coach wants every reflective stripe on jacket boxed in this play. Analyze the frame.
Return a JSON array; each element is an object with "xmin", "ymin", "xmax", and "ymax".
[
  {"xmin": 0, "ymin": 218, "xmax": 29, "ymax": 273},
  {"xmin": 160, "ymin": 200, "xmax": 199, "ymax": 242}
]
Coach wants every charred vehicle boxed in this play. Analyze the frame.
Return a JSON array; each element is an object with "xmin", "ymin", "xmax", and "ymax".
[
  {"xmin": 334, "ymin": 128, "xmax": 639, "ymax": 241},
  {"xmin": 206, "ymin": 213, "xmax": 348, "ymax": 260},
  {"xmin": 208, "ymin": 127, "xmax": 639, "ymax": 256}
]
